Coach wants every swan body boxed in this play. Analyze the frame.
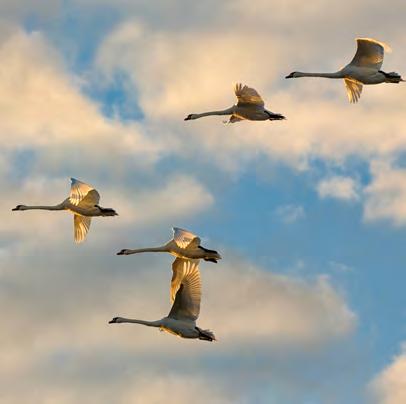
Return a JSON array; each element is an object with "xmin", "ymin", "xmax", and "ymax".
[
  {"xmin": 286, "ymin": 38, "xmax": 404, "ymax": 103},
  {"xmin": 184, "ymin": 83, "xmax": 285, "ymax": 123},
  {"xmin": 117, "ymin": 227, "xmax": 221, "ymax": 263},
  {"xmin": 12, "ymin": 178, "xmax": 117, "ymax": 243},
  {"xmin": 109, "ymin": 257, "xmax": 216, "ymax": 341}
]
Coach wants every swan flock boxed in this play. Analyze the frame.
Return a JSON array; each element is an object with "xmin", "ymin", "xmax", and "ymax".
[{"xmin": 11, "ymin": 37, "xmax": 403, "ymax": 342}]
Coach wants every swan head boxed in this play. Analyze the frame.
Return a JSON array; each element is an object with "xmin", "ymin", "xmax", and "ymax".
[
  {"xmin": 12, "ymin": 204, "xmax": 28, "ymax": 211},
  {"xmin": 184, "ymin": 114, "xmax": 197, "ymax": 121},
  {"xmin": 109, "ymin": 317, "xmax": 124, "ymax": 324},
  {"xmin": 285, "ymin": 71, "xmax": 300, "ymax": 79},
  {"xmin": 117, "ymin": 249, "xmax": 131, "ymax": 255}
]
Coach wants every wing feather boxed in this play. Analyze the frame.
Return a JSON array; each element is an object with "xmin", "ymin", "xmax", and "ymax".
[
  {"xmin": 234, "ymin": 83, "xmax": 265, "ymax": 107},
  {"xmin": 74, "ymin": 215, "xmax": 92, "ymax": 243},
  {"xmin": 172, "ymin": 227, "xmax": 200, "ymax": 249},
  {"xmin": 349, "ymin": 38, "xmax": 389, "ymax": 70},
  {"xmin": 168, "ymin": 258, "xmax": 201, "ymax": 321},
  {"xmin": 69, "ymin": 178, "xmax": 100, "ymax": 207},
  {"xmin": 344, "ymin": 78, "xmax": 363, "ymax": 103}
]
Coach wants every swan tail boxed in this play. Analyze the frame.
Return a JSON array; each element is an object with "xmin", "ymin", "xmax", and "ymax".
[
  {"xmin": 196, "ymin": 327, "xmax": 216, "ymax": 341},
  {"xmin": 267, "ymin": 112, "xmax": 286, "ymax": 121},
  {"xmin": 379, "ymin": 71, "xmax": 404, "ymax": 83}
]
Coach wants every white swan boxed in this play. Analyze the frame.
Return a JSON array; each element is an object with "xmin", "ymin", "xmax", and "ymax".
[
  {"xmin": 286, "ymin": 38, "xmax": 404, "ymax": 103},
  {"xmin": 12, "ymin": 178, "xmax": 118, "ymax": 243},
  {"xmin": 109, "ymin": 257, "xmax": 216, "ymax": 341},
  {"xmin": 184, "ymin": 83, "xmax": 285, "ymax": 123},
  {"xmin": 117, "ymin": 227, "xmax": 221, "ymax": 263}
]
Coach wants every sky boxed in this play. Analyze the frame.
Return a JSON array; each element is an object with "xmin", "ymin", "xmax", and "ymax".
[{"xmin": 0, "ymin": 0, "xmax": 406, "ymax": 403}]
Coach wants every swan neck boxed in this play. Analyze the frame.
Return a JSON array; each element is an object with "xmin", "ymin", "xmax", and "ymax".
[
  {"xmin": 23, "ymin": 203, "xmax": 65, "ymax": 211},
  {"xmin": 126, "ymin": 246, "xmax": 168, "ymax": 254},
  {"xmin": 295, "ymin": 71, "xmax": 343, "ymax": 78},
  {"xmin": 194, "ymin": 107, "xmax": 234, "ymax": 117},
  {"xmin": 119, "ymin": 318, "xmax": 161, "ymax": 327}
]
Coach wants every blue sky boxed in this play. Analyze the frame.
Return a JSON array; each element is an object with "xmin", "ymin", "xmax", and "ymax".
[{"xmin": 1, "ymin": 1, "xmax": 406, "ymax": 403}]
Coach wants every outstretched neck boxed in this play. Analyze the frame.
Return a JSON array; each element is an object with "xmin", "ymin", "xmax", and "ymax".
[
  {"xmin": 21, "ymin": 203, "xmax": 65, "ymax": 211},
  {"xmin": 125, "ymin": 246, "xmax": 168, "ymax": 254},
  {"xmin": 194, "ymin": 107, "xmax": 234, "ymax": 118},
  {"xmin": 295, "ymin": 71, "xmax": 343, "ymax": 79},
  {"xmin": 117, "ymin": 318, "xmax": 162, "ymax": 327}
]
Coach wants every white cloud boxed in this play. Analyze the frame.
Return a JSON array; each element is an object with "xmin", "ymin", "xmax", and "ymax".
[
  {"xmin": 369, "ymin": 343, "xmax": 406, "ymax": 404},
  {"xmin": 274, "ymin": 204, "xmax": 305, "ymax": 223},
  {"xmin": 93, "ymin": 12, "xmax": 406, "ymax": 173},
  {"xmin": 0, "ymin": 28, "xmax": 167, "ymax": 167},
  {"xmin": 203, "ymin": 261, "xmax": 356, "ymax": 345},
  {"xmin": 364, "ymin": 161, "xmax": 406, "ymax": 226},
  {"xmin": 317, "ymin": 176, "xmax": 360, "ymax": 201},
  {"xmin": 0, "ymin": 248, "xmax": 356, "ymax": 403}
]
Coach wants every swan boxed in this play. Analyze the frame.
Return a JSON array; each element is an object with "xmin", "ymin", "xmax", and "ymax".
[
  {"xmin": 12, "ymin": 178, "xmax": 118, "ymax": 243},
  {"xmin": 184, "ymin": 83, "xmax": 286, "ymax": 123},
  {"xmin": 117, "ymin": 227, "xmax": 221, "ymax": 263},
  {"xmin": 286, "ymin": 38, "xmax": 404, "ymax": 103},
  {"xmin": 109, "ymin": 257, "xmax": 216, "ymax": 341}
]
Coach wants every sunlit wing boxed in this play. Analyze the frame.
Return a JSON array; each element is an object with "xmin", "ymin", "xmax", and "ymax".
[
  {"xmin": 74, "ymin": 215, "xmax": 92, "ymax": 243},
  {"xmin": 344, "ymin": 78, "xmax": 363, "ymax": 103},
  {"xmin": 168, "ymin": 258, "xmax": 201, "ymax": 321},
  {"xmin": 234, "ymin": 83, "xmax": 265, "ymax": 107},
  {"xmin": 69, "ymin": 178, "xmax": 100, "ymax": 207},
  {"xmin": 172, "ymin": 227, "xmax": 200, "ymax": 249},
  {"xmin": 228, "ymin": 115, "xmax": 244, "ymax": 123},
  {"xmin": 349, "ymin": 38, "xmax": 389, "ymax": 70}
]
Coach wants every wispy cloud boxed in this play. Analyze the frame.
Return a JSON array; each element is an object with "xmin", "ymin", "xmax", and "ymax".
[{"xmin": 274, "ymin": 204, "xmax": 305, "ymax": 223}]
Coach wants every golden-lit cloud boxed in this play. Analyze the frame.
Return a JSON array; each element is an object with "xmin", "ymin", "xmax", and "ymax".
[{"xmin": 369, "ymin": 343, "xmax": 406, "ymax": 404}]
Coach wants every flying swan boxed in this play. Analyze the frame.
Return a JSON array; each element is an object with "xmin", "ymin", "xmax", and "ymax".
[
  {"xmin": 109, "ymin": 257, "xmax": 216, "ymax": 341},
  {"xmin": 184, "ymin": 83, "xmax": 286, "ymax": 123},
  {"xmin": 12, "ymin": 178, "xmax": 118, "ymax": 243},
  {"xmin": 117, "ymin": 227, "xmax": 221, "ymax": 263},
  {"xmin": 286, "ymin": 38, "xmax": 404, "ymax": 103}
]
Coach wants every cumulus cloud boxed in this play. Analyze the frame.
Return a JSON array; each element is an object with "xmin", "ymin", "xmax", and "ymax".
[
  {"xmin": 93, "ymin": 8, "xmax": 406, "ymax": 172},
  {"xmin": 0, "ymin": 246, "xmax": 356, "ymax": 403},
  {"xmin": 202, "ymin": 260, "xmax": 356, "ymax": 345},
  {"xmin": 364, "ymin": 161, "xmax": 406, "ymax": 226},
  {"xmin": 0, "ymin": 28, "xmax": 168, "ymax": 170},
  {"xmin": 317, "ymin": 176, "xmax": 360, "ymax": 201},
  {"xmin": 369, "ymin": 343, "xmax": 406, "ymax": 404}
]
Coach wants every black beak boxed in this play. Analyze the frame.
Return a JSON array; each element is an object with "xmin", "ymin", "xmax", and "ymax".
[
  {"xmin": 184, "ymin": 114, "xmax": 192, "ymax": 121},
  {"xmin": 285, "ymin": 73, "xmax": 294, "ymax": 79}
]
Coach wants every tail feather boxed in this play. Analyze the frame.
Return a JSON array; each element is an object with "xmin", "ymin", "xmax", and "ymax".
[
  {"xmin": 266, "ymin": 112, "xmax": 286, "ymax": 121},
  {"xmin": 96, "ymin": 205, "xmax": 118, "ymax": 216},
  {"xmin": 198, "ymin": 246, "xmax": 219, "ymax": 255},
  {"xmin": 196, "ymin": 327, "xmax": 216, "ymax": 341},
  {"xmin": 379, "ymin": 70, "xmax": 404, "ymax": 83}
]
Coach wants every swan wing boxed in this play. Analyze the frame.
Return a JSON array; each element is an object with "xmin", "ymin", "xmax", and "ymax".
[
  {"xmin": 172, "ymin": 227, "xmax": 201, "ymax": 249},
  {"xmin": 74, "ymin": 215, "xmax": 92, "ymax": 243},
  {"xmin": 234, "ymin": 83, "xmax": 265, "ymax": 107},
  {"xmin": 228, "ymin": 115, "xmax": 244, "ymax": 123},
  {"xmin": 69, "ymin": 178, "xmax": 100, "ymax": 207},
  {"xmin": 168, "ymin": 258, "xmax": 201, "ymax": 321},
  {"xmin": 349, "ymin": 38, "xmax": 389, "ymax": 70},
  {"xmin": 344, "ymin": 78, "xmax": 363, "ymax": 103}
]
